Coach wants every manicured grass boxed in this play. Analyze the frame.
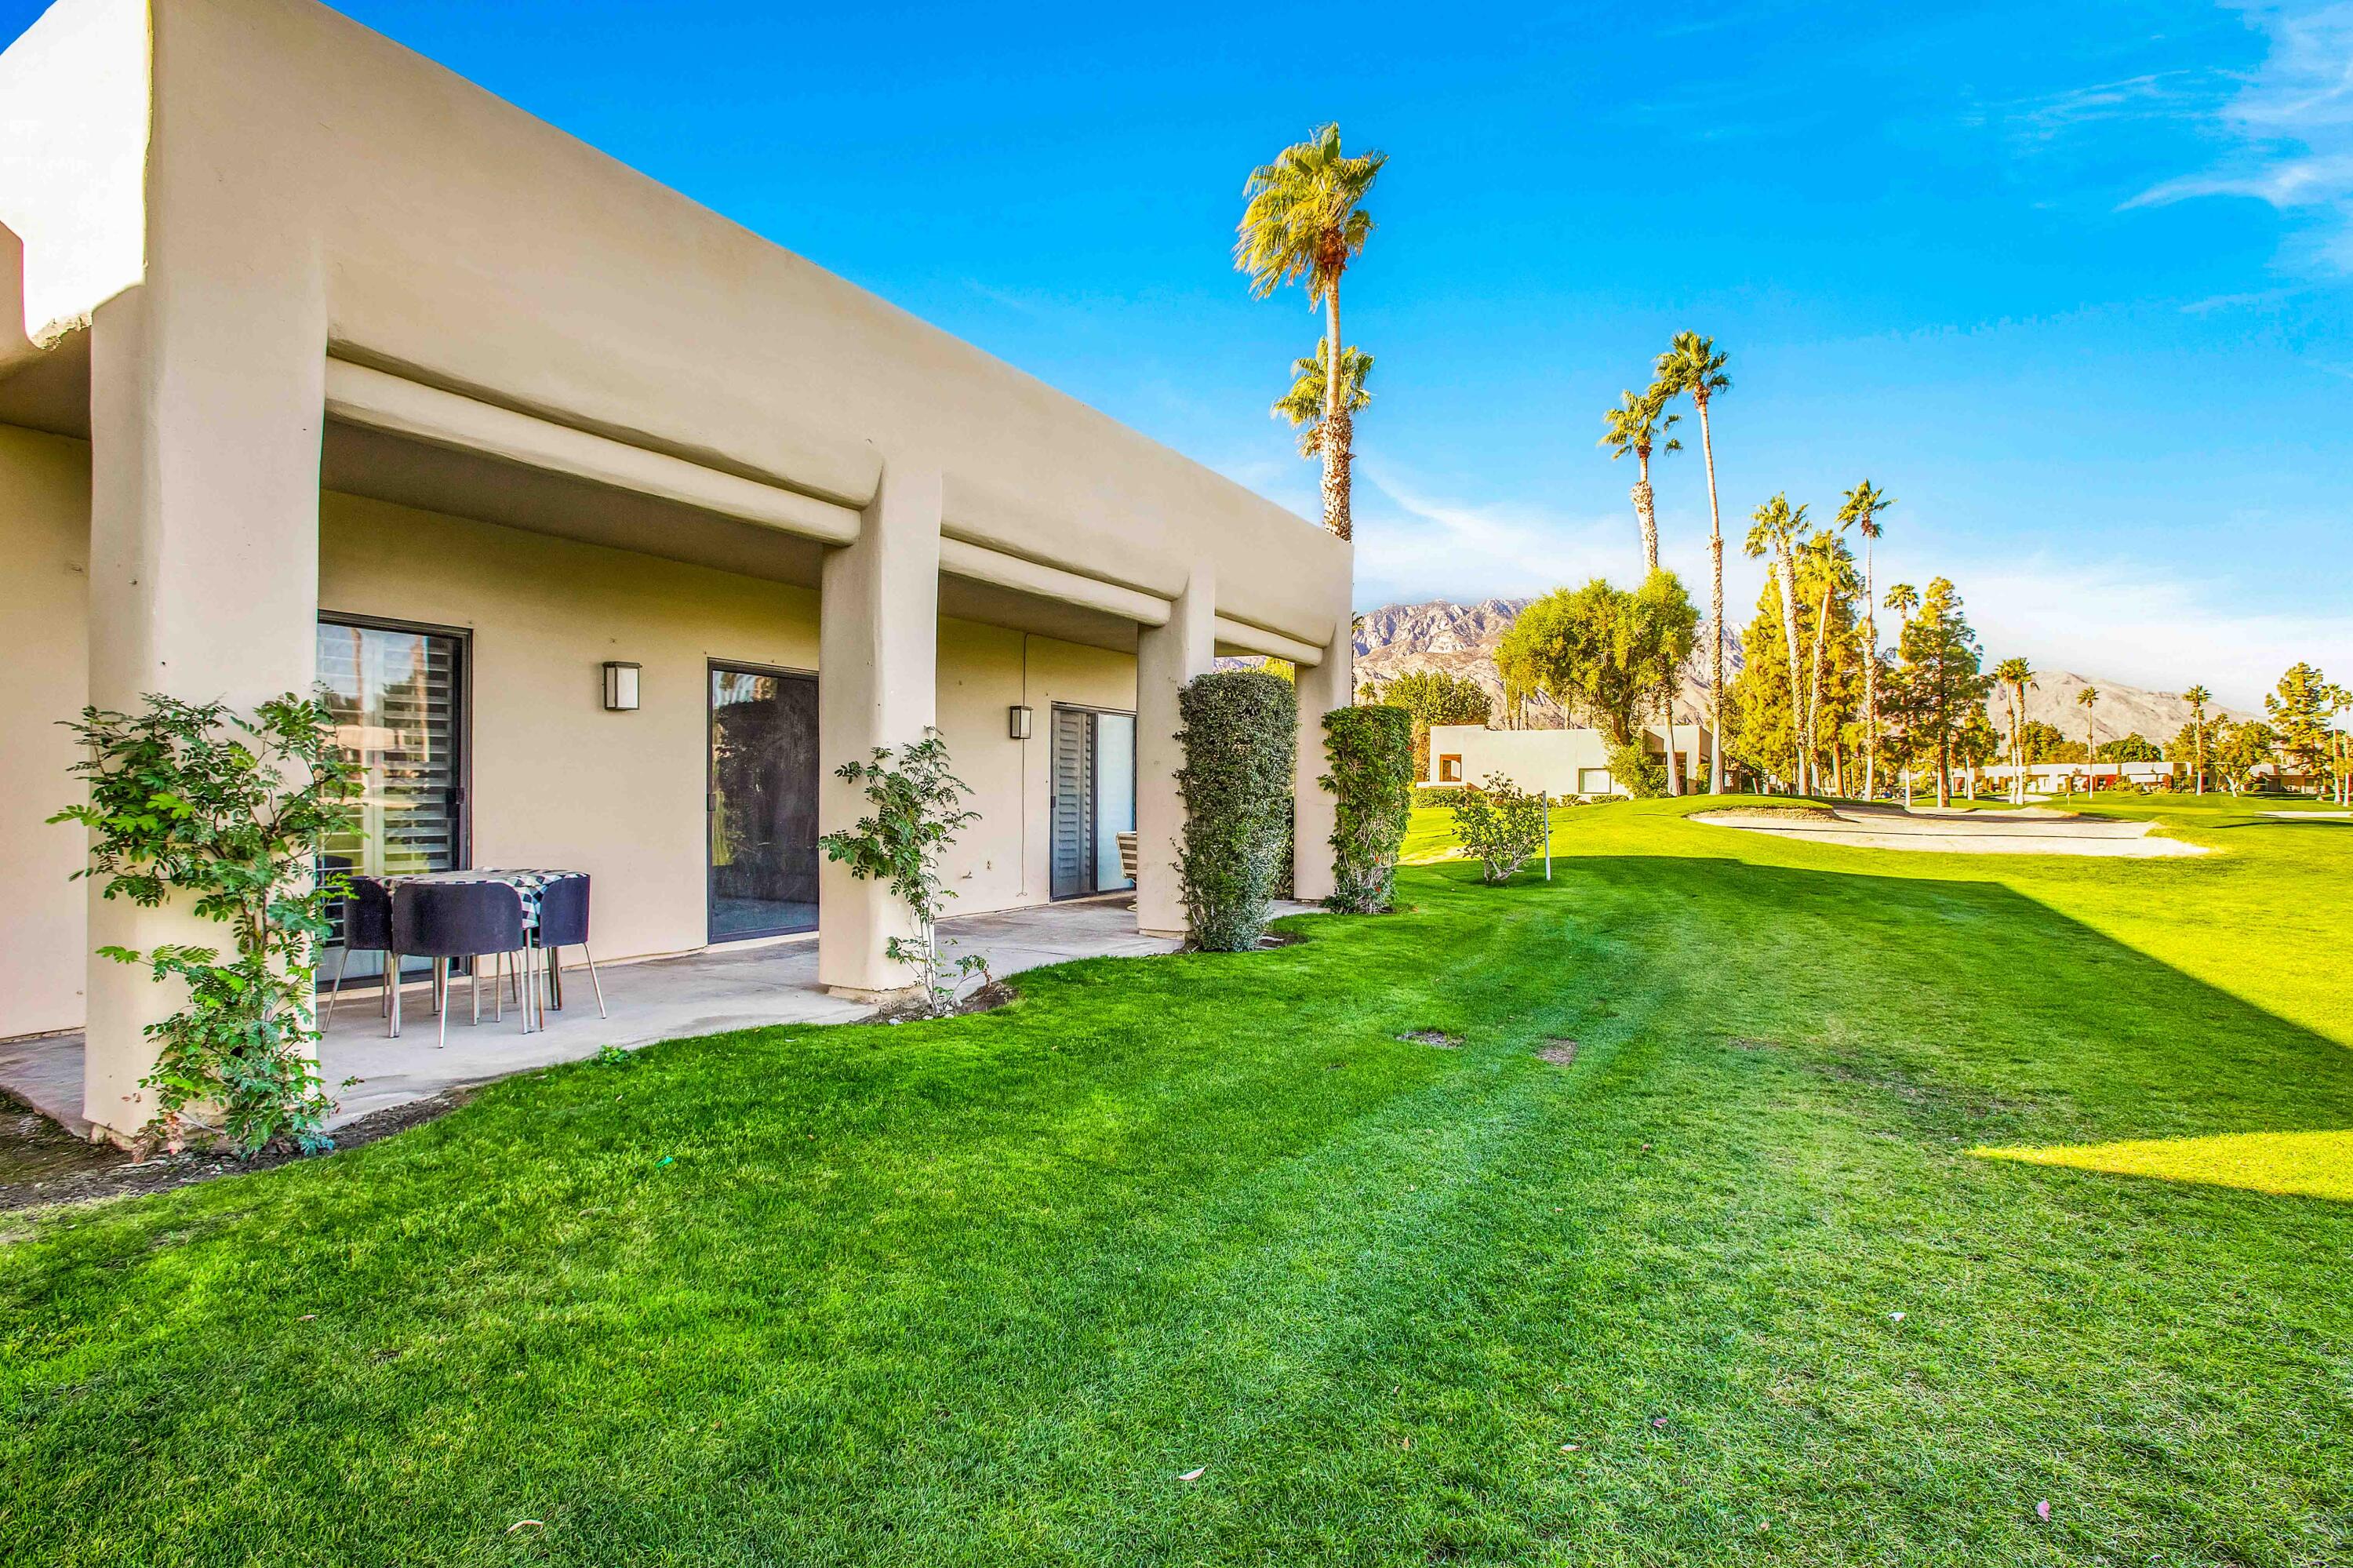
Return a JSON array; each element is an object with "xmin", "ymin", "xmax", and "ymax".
[{"xmin": 5, "ymin": 793, "xmax": 2350, "ymax": 1564}]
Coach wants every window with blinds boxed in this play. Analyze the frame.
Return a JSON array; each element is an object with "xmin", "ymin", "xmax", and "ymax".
[{"xmin": 317, "ymin": 617, "xmax": 467, "ymax": 982}]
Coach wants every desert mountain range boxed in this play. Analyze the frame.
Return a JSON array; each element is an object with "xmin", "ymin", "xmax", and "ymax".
[{"xmin": 1351, "ymin": 598, "xmax": 2236, "ymax": 741}]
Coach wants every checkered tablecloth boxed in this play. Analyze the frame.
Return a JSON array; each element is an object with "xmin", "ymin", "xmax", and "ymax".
[{"xmin": 354, "ymin": 869, "xmax": 584, "ymax": 931}]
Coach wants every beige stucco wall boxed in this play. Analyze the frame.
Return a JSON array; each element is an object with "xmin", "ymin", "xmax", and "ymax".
[
  {"xmin": 0, "ymin": 0, "xmax": 1351, "ymax": 649},
  {"xmin": 322, "ymin": 493, "xmax": 1136, "ymax": 964},
  {"xmin": 0, "ymin": 460, "xmax": 1139, "ymax": 1041},
  {"xmin": 0, "ymin": 426, "xmax": 91, "ymax": 1037}
]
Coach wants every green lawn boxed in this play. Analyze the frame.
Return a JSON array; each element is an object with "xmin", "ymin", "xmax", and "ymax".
[{"xmin": 5, "ymin": 794, "xmax": 2349, "ymax": 1566}]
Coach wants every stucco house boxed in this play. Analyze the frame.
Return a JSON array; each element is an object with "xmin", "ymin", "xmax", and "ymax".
[
  {"xmin": 1427, "ymin": 722, "xmax": 1712, "ymax": 798},
  {"xmin": 0, "ymin": 0, "xmax": 1354, "ymax": 1143}
]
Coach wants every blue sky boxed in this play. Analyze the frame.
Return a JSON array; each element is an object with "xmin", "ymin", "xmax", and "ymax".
[{"xmin": 8, "ymin": 1, "xmax": 2348, "ymax": 706}]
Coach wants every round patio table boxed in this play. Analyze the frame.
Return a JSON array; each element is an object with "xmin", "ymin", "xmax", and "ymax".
[{"xmin": 354, "ymin": 869, "xmax": 587, "ymax": 1032}]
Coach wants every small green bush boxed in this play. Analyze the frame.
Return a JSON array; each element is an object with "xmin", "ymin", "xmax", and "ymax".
[
  {"xmin": 53, "ymin": 692, "xmax": 360, "ymax": 1155},
  {"xmin": 1322, "ymin": 705, "xmax": 1413, "ymax": 913},
  {"xmin": 1447, "ymin": 773, "xmax": 1549, "ymax": 885},
  {"xmin": 1606, "ymin": 741, "xmax": 1667, "ymax": 799},
  {"xmin": 1175, "ymin": 671, "xmax": 1298, "ymax": 951},
  {"xmin": 1412, "ymin": 784, "xmax": 1464, "ymax": 810}
]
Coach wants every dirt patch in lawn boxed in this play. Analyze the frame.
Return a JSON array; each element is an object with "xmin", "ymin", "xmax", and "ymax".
[
  {"xmin": 1536, "ymin": 1039, "xmax": 1579, "ymax": 1065},
  {"xmin": 873, "ymin": 980, "xmax": 1018, "ymax": 1026},
  {"xmin": 1398, "ymin": 1030, "xmax": 1464, "ymax": 1049},
  {"xmin": 0, "ymin": 1088, "xmax": 471, "ymax": 1219}
]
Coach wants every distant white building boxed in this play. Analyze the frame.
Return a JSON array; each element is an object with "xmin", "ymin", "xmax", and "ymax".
[{"xmin": 1427, "ymin": 722, "xmax": 1714, "ymax": 798}]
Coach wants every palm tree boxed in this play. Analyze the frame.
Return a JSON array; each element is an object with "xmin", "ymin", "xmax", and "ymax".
[
  {"xmin": 1655, "ymin": 333, "xmax": 1731, "ymax": 791},
  {"xmin": 2182, "ymin": 683, "xmax": 2211, "ymax": 795},
  {"xmin": 1601, "ymin": 385, "xmax": 1683, "ymax": 791},
  {"xmin": 1601, "ymin": 387, "xmax": 1681, "ymax": 571},
  {"xmin": 1744, "ymin": 493, "xmax": 1809, "ymax": 794},
  {"xmin": 1235, "ymin": 125, "xmax": 1387, "ymax": 542},
  {"xmin": 1836, "ymin": 482, "xmax": 1893, "ymax": 799},
  {"xmin": 1993, "ymin": 657, "xmax": 2033, "ymax": 803},
  {"xmin": 1273, "ymin": 341, "xmax": 1373, "ymax": 457},
  {"xmin": 2076, "ymin": 686, "xmax": 2100, "ymax": 796}
]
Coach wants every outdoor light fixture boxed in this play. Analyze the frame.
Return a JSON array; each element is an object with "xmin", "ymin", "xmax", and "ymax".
[
  {"xmin": 602, "ymin": 661, "xmax": 642, "ymax": 711},
  {"xmin": 1008, "ymin": 704, "xmax": 1033, "ymax": 740}
]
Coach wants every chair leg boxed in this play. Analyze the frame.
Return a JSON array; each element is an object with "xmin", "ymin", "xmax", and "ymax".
[
  {"xmin": 551, "ymin": 945, "xmax": 564, "ymax": 1012},
  {"xmin": 493, "ymin": 951, "xmax": 504, "ymax": 1024},
  {"xmin": 390, "ymin": 958, "xmax": 402, "ymax": 1039},
  {"xmin": 583, "ymin": 943, "xmax": 607, "ymax": 1019},
  {"xmin": 471, "ymin": 962, "xmax": 481, "ymax": 1027},
  {"xmin": 323, "ymin": 945, "xmax": 351, "ymax": 1032}
]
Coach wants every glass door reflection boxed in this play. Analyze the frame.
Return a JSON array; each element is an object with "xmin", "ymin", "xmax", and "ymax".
[{"xmin": 709, "ymin": 664, "xmax": 820, "ymax": 940}]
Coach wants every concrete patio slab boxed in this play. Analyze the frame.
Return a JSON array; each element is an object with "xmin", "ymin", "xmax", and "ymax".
[{"xmin": 2, "ymin": 895, "xmax": 1303, "ymax": 1141}]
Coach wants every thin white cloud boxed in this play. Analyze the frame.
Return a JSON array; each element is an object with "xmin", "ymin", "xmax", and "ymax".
[
  {"xmin": 1340, "ymin": 471, "xmax": 2340, "ymax": 709},
  {"xmin": 2127, "ymin": 2, "xmax": 2353, "ymax": 269},
  {"xmin": 1860, "ymin": 544, "xmax": 2348, "ymax": 711},
  {"xmin": 1350, "ymin": 464, "xmax": 1663, "ymax": 606}
]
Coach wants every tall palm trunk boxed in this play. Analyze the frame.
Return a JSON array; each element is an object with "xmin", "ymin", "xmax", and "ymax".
[
  {"xmin": 1632, "ymin": 460, "xmax": 1682, "ymax": 796},
  {"xmin": 1806, "ymin": 578, "xmax": 1831, "ymax": 797},
  {"xmin": 1861, "ymin": 542, "xmax": 1878, "ymax": 799},
  {"xmin": 1776, "ymin": 548, "xmax": 1803, "ymax": 793},
  {"xmin": 1698, "ymin": 403, "xmax": 1725, "ymax": 794},
  {"xmin": 1320, "ymin": 285, "xmax": 1351, "ymax": 540},
  {"xmin": 2007, "ymin": 684, "xmax": 2024, "ymax": 804}
]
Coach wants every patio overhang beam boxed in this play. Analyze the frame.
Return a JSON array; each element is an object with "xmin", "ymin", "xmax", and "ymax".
[
  {"xmin": 1213, "ymin": 615, "xmax": 1322, "ymax": 668},
  {"xmin": 938, "ymin": 536, "xmax": 1174, "ymax": 628},
  {"xmin": 322, "ymin": 358, "xmax": 862, "ymax": 545}
]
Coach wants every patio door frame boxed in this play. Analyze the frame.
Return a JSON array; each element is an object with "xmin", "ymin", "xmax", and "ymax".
[
  {"xmin": 705, "ymin": 658, "xmax": 821, "ymax": 944},
  {"xmin": 1049, "ymin": 701, "xmax": 1136, "ymax": 900},
  {"xmin": 316, "ymin": 609, "xmax": 474, "ymax": 990}
]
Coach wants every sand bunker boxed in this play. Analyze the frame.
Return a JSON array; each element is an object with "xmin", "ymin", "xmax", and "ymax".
[{"xmin": 1693, "ymin": 803, "xmax": 2206, "ymax": 858}]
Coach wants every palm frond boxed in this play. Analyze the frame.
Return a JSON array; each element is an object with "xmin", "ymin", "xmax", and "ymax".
[
  {"xmin": 1235, "ymin": 123, "xmax": 1387, "ymax": 303},
  {"xmin": 1272, "ymin": 341, "xmax": 1374, "ymax": 456}
]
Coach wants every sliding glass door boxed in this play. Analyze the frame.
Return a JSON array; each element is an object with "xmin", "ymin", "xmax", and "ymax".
[
  {"xmin": 317, "ymin": 617, "xmax": 467, "ymax": 987},
  {"xmin": 708, "ymin": 664, "xmax": 820, "ymax": 940},
  {"xmin": 1050, "ymin": 705, "xmax": 1136, "ymax": 899}
]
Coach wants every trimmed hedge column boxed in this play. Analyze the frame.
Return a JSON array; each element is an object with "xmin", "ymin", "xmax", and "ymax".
[
  {"xmin": 1321, "ymin": 704, "xmax": 1413, "ymax": 913},
  {"xmin": 1174, "ymin": 670, "xmax": 1297, "ymax": 951}
]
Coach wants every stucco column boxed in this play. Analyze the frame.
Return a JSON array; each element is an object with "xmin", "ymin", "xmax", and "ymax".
[
  {"xmin": 1134, "ymin": 568, "xmax": 1215, "ymax": 937},
  {"xmin": 817, "ymin": 462, "xmax": 941, "ymax": 997},
  {"xmin": 1290, "ymin": 629, "xmax": 1355, "ymax": 904},
  {"xmin": 82, "ymin": 273, "xmax": 327, "ymax": 1141}
]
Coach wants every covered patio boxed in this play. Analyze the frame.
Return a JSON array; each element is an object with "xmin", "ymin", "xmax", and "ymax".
[{"xmin": 0, "ymin": 896, "xmax": 1274, "ymax": 1138}]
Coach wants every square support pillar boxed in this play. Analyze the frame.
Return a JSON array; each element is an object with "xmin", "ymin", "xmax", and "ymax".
[
  {"xmin": 816, "ymin": 463, "xmax": 941, "ymax": 997},
  {"xmin": 1290, "ymin": 629, "xmax": 1356, "ymax": 905},
  {"xmin": 1134, "ymin": 569, "xmax": 1216, "ymax": 937},
  {"xmin": 82, "ymin": 275, "xmax": 327, "ymax": 1142}
]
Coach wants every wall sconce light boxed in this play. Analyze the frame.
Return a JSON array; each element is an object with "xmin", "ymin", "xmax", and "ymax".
[
  {"xmin": 602, "ymin": 661, "xmax": 642, "ymax": 711},
  {"xmin": 1008, "ymin": 704, "xmax": 1033, "ymax": 740}
]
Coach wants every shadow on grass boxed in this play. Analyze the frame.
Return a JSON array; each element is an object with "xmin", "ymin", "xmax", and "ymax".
[{"xmin": 5, "ymin": 849, "xmax": 2352, "ymax": 1565}]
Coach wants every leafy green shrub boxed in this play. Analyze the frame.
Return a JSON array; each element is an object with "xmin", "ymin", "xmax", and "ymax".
[
  {"xmin": 53, "ymin": 693, "xmax": 359, "ymax": 1155},
  {"xmin": 1413, "ymin": 784, "xmax": 1464, "ymax": 810},
  {"xmin": 1606, "ymin": 741, "xmax": 1667, "ymax": 799},
  {"xmin": 820, "ymin": 733, "xmax": 991, "ymax": 1015},
  {"xmin": 1175, "ymin": 671, "xmax": 1297, "ymax": 951},
  {"xmin": 1321, "ymin": 705, "xmax": 1413, "ymax": 913},
  {"xmin": 1446, "ymin": 773, "xmax": 1549, "ymax": 885}
]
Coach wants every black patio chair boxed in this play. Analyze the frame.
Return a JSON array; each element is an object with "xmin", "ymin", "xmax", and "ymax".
[
  {"xmin": 320, "ymin": 867, "xmax": 395, "ymax": 1034},
  {"xmin": 391, "ymin": 881, "xmax": 529, "ymax": 1046},
  {"xmin": 534, "ymin": 873, "xmax": 607, "ymax": 1018}
]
